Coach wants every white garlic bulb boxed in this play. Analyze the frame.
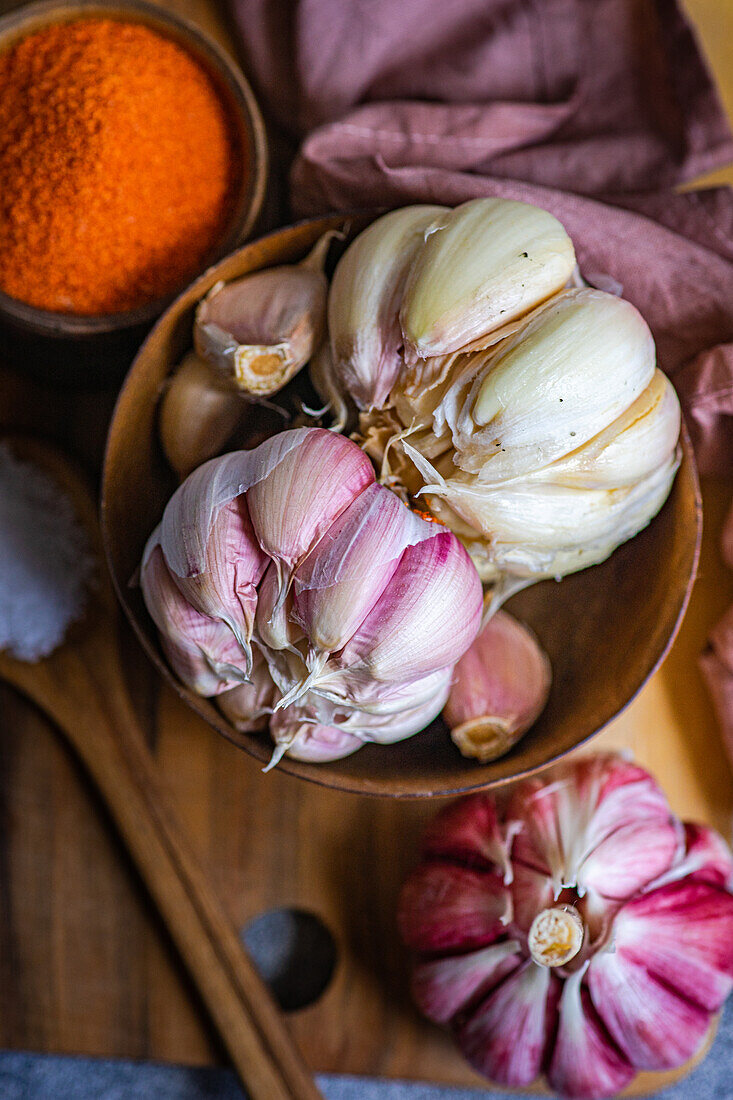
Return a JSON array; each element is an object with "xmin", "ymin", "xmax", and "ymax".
[{"xmin": 327, "ymin": 200, "xmax": 680, "ymax": 596}]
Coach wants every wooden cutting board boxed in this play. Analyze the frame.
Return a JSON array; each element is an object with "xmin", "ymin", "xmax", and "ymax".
[{"xmin": 0, "ymin": 0, "xmax": 732, "ymax": 1092}]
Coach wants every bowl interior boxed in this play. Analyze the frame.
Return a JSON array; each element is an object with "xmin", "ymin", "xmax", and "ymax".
[
  {"xmin": 102, "ymin": 214, "xmax": 702, "ymax": 798},
  {"xmin": 0, "ymin": 0, "xmax": 267, "ymax": 339}
]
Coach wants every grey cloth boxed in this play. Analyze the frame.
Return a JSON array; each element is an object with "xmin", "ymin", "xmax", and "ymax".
[{"xmin": 1, "ymin": 997, "xmax": 732, "ymax": 1100}]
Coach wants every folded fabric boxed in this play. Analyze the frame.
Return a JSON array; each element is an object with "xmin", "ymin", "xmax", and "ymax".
[{"xmin": 230, "ymin": 0, "xmax": 733, "ymax": 766}]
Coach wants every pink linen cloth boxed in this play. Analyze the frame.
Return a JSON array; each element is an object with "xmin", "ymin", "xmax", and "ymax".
[{"xmin": 232, "ymin": 0, "xmax": 733, "ymax": 764}]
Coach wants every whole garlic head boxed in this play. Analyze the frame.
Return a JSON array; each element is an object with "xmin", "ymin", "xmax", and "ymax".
[
  {"xmin": 141, "ymin": 428, "xmax": 483, "ymax": 765},
  {"xmin": 398, "ymin": 753, "xmax": 733, "ymax": 1099},
  {"xmin": 327, "ymin": 200, "xmax": 680, "ymax": 600}
]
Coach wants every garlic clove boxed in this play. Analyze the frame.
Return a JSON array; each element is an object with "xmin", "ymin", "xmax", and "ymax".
[
  {"xmin": 336, "ymin": 530, "xmax": 483, "ymax": 683},
  {"xmin": 588, "ymin": 881, "xmax": 733, "ymax": 1070},
  {"xmin": 158, "ymin": 430, "xmax": 314, "ymax": 580},
  {"xmin": 284, "ymin": 668, "xmax": 452, "ymax": 759},
  {"xmin": 308, "ymin": 341, "xmax": 351, "ymax": 432},
  {"xmin": 420, "ymin": 449, "xmax": 678, "ymax": 582},
  {"xmin": 420, "ymin": 793, "xmax": 516, "ymax": 882},
  {"xmin": 141, "ymin": 543, "xmax": 250, "ymax": 695},
  {"xmin": 683, "ymin": 823, "xmax": 733, "ymax": 887},
  {"xmin": 391, "ymin": 295, "xmax": 567, "ymax": 437},
  {"xmin": 443, "ymin": 610, "xmax": 551, "ymax": 762},
  {"xmin": 245, "ymin": 427, "xmax": 375, "ymax": 602},
  {"xmin": 595, "ymin": 880, "xmax": 733, "ymax": 1014},
  {"xmin": 508, "ymin": 755, "xmax": 682, "ymax": 905},
  {"xmin": 170, "ymin": 496, "xmax": 268, "ymax": 665},
  {"xmin": 412, "ymin": 941, "xmax": 522, "ymax": 1025},
  {"xmin": 445, "ymin": 289, "xmax": 656, "ymax": 483},
  {"xmin": 547, "ymin": 969, "xmax": 634, "ymax": 1100},
  {"xmin": 578, "ymin": 815, "xmax": 684, "ymax": 913},
  {"xmin": 194, "ymin": 261, "xmax": 327, "ymax": 396},
  {"xmin": 648, "ymin": 822, "xmax": 733, "ymax": 890},
  {"xmin": 390, "ymin": 349, "xmax": 467, "ymax": 432},
  {"xmin": 510, "ymin": 861, "xmax": 556, "ymax": 937},
  {"xmin": 159, "ymin": 351, "xmax": 246, "ymax": 478},
  {"xmin": 254, "ymin": 561, "xmax": 306, "ymax": 652},
  {"xmin": 528, "ymin": 369, "xmax": 681, "ymax": 490},
  {"xmin": 316, "ymin": 664, "xmax": 453, "ymax": 719},
  {"xmin": 397, "ymin": 862, "xmax": 511, "ymax": 954},
  {"xmin": 400, "ymin": 197, "xmax": 575, "ymax": 362},
  {"xmin": 265, "ymin": 667, "xmax": 453, "ymax": 766},
  {"xmin": 292, "ymin": 482, "xmax": 436, "ymax": 656},
  {"xmin": 217, "ymin": 649, "xmax": 277, "ymax": 731},
  {"xmin": 456, "ymin": 959, "xmax": 558, "ymax": 1088},
  {"xmin": 343, "ymin": 677, "xmax": 451, "ymax": 744},
  {"xmin": 268, "ymin": 714, "xmax": 365, "ymax": 763},
  {"xmin": 160, "ymin": 427, "xmax": 374, "ymax": 599},
  {"xmin": 328, "ymin": 204, "xmax": 448, "ymax": 410}
]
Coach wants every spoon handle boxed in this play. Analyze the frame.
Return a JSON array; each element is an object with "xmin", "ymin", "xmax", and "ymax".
[{"xmin": 26, "ymin": 649, "xmax": 323, "ymax": 1100}]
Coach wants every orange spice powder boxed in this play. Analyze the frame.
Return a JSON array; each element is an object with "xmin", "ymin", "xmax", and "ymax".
[{"xmin": 0, "ymin": 18, "xmax": 241, "ymax": 314}]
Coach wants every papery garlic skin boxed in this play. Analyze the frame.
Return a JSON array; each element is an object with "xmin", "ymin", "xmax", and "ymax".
[
  {"xmin": 140, "ymin": 543, "xmax": 250, "ymax": 695},
  {"xmin": 587, "ymin": 882, "xmax": 733, "ymax": 1072},
  {"xmin": 309, "ymin": 341, "xmax": 350, "ymax": 432},
  {"xmin": 400, "ymin": 197, "xmax": 576, "ymax": 362},
  {"xmin": 168, "ymin": 497, "xmax": 268, "ymax": 664},
  {"xmin": 263, "ymin": 665, "xmax": 452, "ymax": 764},
  {"xmin": 141, "ymin": 427, "xmax": 483, "ymax": 765},
  {"xmin": 217, "ymin": 648, "xmax": 277, "ymax": 732},
  {"xmin": 547, "ymin": 969, "xmax": 634, "ymax": 1100},
  {"xmin": 269, "ymin": 668, "xmax": 451, "ymax": 762},
  {"xmin": 456, "ymin": 960, "xmax": 557, "ymax": 1088},
  {"xmin": 398, "ymin": 754, "xmax": 732, "ymax": 1099},
  {"xmin": 328, "ymin": 205, "xmax": 447, "ymax": 411},
  {"xmin": 443, "ymin": 610, "xmax": 551, "ymax": 761}
]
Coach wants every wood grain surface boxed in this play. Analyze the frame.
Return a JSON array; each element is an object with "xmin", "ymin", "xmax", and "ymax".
[{"xmin": 1, "ymin": 0, "xmax": 732, "ymax": 1092}]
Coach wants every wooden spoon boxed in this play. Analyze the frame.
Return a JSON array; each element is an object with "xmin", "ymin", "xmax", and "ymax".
[{"xmin": 0, "ymin": 436, "xmax": 322, "ymax": 1100}]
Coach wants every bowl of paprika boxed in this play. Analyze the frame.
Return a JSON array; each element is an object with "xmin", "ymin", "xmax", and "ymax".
[{"xmin": 0, "ymin": 0, "xmax": 267, "ymax": 363}]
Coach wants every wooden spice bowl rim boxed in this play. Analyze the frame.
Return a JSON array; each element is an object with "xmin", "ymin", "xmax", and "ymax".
[
  {"xmin": 101, "ymin": 214, "xmax": 703, "ymax": 799},
  {"xmin": 0, "ymin": 0, "xmax": 267, "ymax": 340}
]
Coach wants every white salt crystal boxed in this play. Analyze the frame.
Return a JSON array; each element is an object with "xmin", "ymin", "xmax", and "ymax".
[{"xmin": 0, "ymin": 443, "xmax": 95, "ymax": 661}]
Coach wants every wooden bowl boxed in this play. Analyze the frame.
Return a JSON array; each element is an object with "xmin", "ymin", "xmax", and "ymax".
[
  {"xmin": 0, "ymin": 0, "xmax": 267, "ymax": 344},
  {"xmin": 102, "ymin": 215, "xmax": 702, "ymax": 798}
]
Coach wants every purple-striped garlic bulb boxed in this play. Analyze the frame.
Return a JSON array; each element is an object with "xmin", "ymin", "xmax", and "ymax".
[
  {"xmin": 398, "ymin": 753, "xmax": 733, "ymax": 1099},
  {"xmin": 140, "ymin": 427, "xmax": 483, "ymax": 765}
]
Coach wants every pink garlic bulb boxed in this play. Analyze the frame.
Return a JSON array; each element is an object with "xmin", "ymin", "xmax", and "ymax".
[
  {"xmin": 443, "ymin": 610, "xmax": 551, "ymax": 761},
  {"xmin": 398, "ymin": 753, "xmax": 733, "ymax": 1099},
  {"xmin": 141, "ymin": 427, "xmax": 483, "ymax": 765}
]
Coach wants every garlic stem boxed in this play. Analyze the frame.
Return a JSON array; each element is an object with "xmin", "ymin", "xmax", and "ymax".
[
  {"xmin": 300, "ymin": 228, "xmax": 343, "ymax": 272},
  {"xmin": 528, "ymin": 906, "xmax": 584, "ymax": 968}
]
